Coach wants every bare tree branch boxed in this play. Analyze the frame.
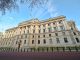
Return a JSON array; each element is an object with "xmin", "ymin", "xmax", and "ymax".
[{"xmin": 0, "ymin": 0, "xmax": 48, "ymax": 15}]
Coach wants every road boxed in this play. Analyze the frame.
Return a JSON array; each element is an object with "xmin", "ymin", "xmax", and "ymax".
[{"xmin": 0, "ymin": 52, "xmax": 80, "ymax": 60}]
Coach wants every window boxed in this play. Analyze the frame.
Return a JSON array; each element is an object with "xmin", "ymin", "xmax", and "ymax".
[
  {"xmin": 24, "ymin": 26, "xmax": 26, "ymax": 29},
  {"xmin": 54, "ymin": 27, "xmax": 57, "ymax": 31},
  {"xmin": 53, "ymin": 22, "xmax": 55, "ymax": 25},
  {"xmin": 38, "ymin": 35, "xmax": 40, "ymax": 38},
  {"xmin": 49, "ymin": 39, "xmax": 52, "ymax": 44},
  {"xmin": 59, "ymin": 20, "xmax": 62, "ymax": 24},
  {"xmin": 39, "ymin": 25, "xmax": 40, "ymax": 28},
  {"xmin": 21, "ymin": 35, "xmax": 23, "ymax": 38},
  {"xmin": 71, "ymin": 28, "xmax": 73, "ymax": 30},
  {"xmin": 20, "ymin": 31, "xmax": 21, "ymax": 34},
  {"xmin": 39, "ymin": 30, "xmax": 40, "ymax": 33},
  {"xmin": 55, "ymin": 33, "xmax": 58, "ymax": 36},
  {"xmin": 56, "ymin": 38, "xmax": 60, "ymax": 43},
  {"xmin": 49, "ymin": 34, "xmax": 51, "ymax": 37},
  {"xmin": 73, "ymin": 32, "xmax": 76, "ymax": 35},
  {"xmin": 43, "ymin": 39, "xmax": 46, "ymax": 44},
  {"xmin": 48, "ymin": 28, "xmax": 52, "ymax": 32},
  {"xmin": 25, "ymin": 35, "xmax": 27, "ymax": 38},
  {"xmin": 33, "ymin": 30, "xmax": 35, "ymax": 33},
  {"xmin": 75, "ymin": 38, "xmax": 80, "ymax": 43},
  {"xmin": 33, "ymin": 35, "xmax": 34, "ymax": 38},
  {"xmin": 27, "ymin": 30, "xmax": 29, "ymax": 33},
  {"xmin": 60, "ymin": 26, "xmax": 64, "ymax": 30},
  {"xmin": 43, "ymin": 24, "xmax": 45, "ymax": 27},
  {"xmin": 32, "ymin": 40, "xmax": 34, "ymax": 44},
  {"xmin": 16, "ymin": 41, "xmax": 18, "ymax": 44},
  {"xmin": 62, "ymin": 32, "xmax": 65, "ymax": 35},
  {"xmin": 43, "ymin": 29, "xmax": 45, "ymax": 33},
  {"xmin": 24, "ymin": 40, "xmax": 26, "ymax": 44},
  {"xmin": 48, "ymin": 23, "xmax": 50, "ymax": 26},
  {"xmin": 43, "ymin": 35, "xmax": 45, "ymax": 37},
  {"xmin": 20, "ymin": 27, "xmax": 22, "ymax": 30},
  {"xmin": 64, "ymin": 38, "xmax": 68, "ymax": 43},
  {"xmin": 38, "ymin": 40, "xmax": 40, "ymax": 44},
  {"xmin": 24, "ymin": 31, "xmax": 25, "ymax": 34}
]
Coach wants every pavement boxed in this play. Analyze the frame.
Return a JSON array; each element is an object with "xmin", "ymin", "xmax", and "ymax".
[{"xmin": 0, "ymin": 52, "xmax": 80, "ymax": 60}]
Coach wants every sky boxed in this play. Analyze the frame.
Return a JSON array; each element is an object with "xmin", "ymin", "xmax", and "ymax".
[{"xmin": 0, "ymin": 0, "xmax": 80, "ymax": 32}]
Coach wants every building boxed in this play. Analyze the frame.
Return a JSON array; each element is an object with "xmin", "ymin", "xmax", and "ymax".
[{"xmin": 0, "ymin": 16, "xmax": 80, "ymax": 51}]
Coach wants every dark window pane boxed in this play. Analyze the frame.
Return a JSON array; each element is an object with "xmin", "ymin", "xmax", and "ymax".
[
  {"xmin": 43, "ymin": 35, "xmax": 45, "ymax": 37},
  {"xmin": 32, "ymin": 40, "xmax": 34, "ymax": 44},
  {"xmin": 43, "ymin": 39, "xmax": 46, "ymax": 44},
  {"xmin": 38, "ymin": 40, "xmax": 40, "ymax": 44},
  {"xmin": 55, "ymin": 33, "xmax": 58, "ymax": 36},
  {"xmin": 73, "ymin": 32, "xmax": 76, "ymax": 35},
  {"xmin": 24, "ymin": 40, "xmax": 26, "ymax": 44},
  {"xmin": 75, "ymin": 38, "xmax": 80, "ymax": 43},
  {"xmin": 49, "ymin": 34, "xmax": 51, "ymax": 37},
  {"xmin": 64, "ymin": 38, "xmax": 68, "ymax": 43},
  {"xmin": 56, "ymin": 38, "xmax": 60, "ymax": 43}
]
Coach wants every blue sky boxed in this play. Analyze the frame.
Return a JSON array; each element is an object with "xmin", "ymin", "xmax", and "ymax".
[{"xmin": 0, "ymin": 0, "xmax": 80, "ymax": 32}]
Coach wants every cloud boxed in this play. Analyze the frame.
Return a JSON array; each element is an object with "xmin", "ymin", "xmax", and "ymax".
[
  {"xmin": 77, "ymin": 25, "xmax": 80, "ymax": 31},
  {"xmin": 47, "ymin": 0, "xmax": 59, "ymax": 17}
]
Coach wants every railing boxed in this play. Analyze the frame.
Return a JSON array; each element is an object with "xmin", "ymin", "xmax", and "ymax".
[{"xmin": 0, "ymin": 46, "xmax": 80, "ymax": 52}]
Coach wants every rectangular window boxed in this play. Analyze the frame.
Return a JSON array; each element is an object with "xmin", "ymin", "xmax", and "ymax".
[
  {"xmin": 48, "ymin": 23, "xmax": 50, "ymax": 26},
  {"xmin": 56, "ymin": 38, "xmax": 60, "ymax": 43},
  {"xmin": 27, "ymin": 30, "xmax": 29, "ymax": 33},
  {"xmin": 24, "ymin": 40, "xmax": 26, "ymax": 44},
  {"xmin": 25, "ymin": 35, "xmax": 27, "ymax": 38},
  {"xmin": 38, "ymin": 40, "xmax": 40, "ymax": 44},
  {"xmin": 73, "ymin": 32, "xmax": 76, "ymax": 35},
  {"xmin": 24, "ymin": 31, "xmax": 25, "ymax": 34},
  {"xmin": 21, "ymin": 35, "xmax": 23, "ymax": 38},
  {"xmin": 54, "ymin": 27, "xmax": 57, "ymax": 31},
  {"xmin": 43, "ymin": 35, "xmax": 45, "ymax": 37},
  {"xmin": 75, "ymin": 38, "xmax": 80, "ymax": 43},
  {"xmin": 60, "ymin": 26, "xmax": 64, "ymax": 30},
  {"xmin": 33, "ymin": 35, "xmax": 34, "ymax": 38},
  {"xmin": 38, "ymin": 35, "xmax": 40, "ymax": 38},
  {"xmin": 48, "ymin": 28, "xmax": 52, "ymax": 32},
  {"xmin": 49, "ymin": 34, "xmax": 51, "ymax": 37},
  {"xmin": 59, "ymin": 20, "xmax": 62, "ymax": 24},
  {"xmin": 43, "ymin": 29, "xmax": 45, "ymax": 33},
  {"xmin": 53, "ymin": 22, "xmax": 55, "ymax": 25},
  {"xmin": 32, "ymin": 40, "xmax": 34, "ymax": 44},
  {"xmin": 33, "ymin": 30, "xmax": 35, "ymax": 33},
  {"xmin": 43, "ymin": 39, "xmax": 46, "ymax": 44},
  {"xmin": 43, "ymin": 24, "xmax": 45, "ymax": 27},
  {"xmin": 49, "ymin": 39, "xmax": 52, "ymax": 44},
  {"xmin": 64, "ymin": 38, "xmax": 68, "ymax": 43},
  {"xmin": 39, "ymin": 30, "xmax": 40, "ymax": 33},
  {"xmin": 62, "ymin": 32, "xmax": 65, "ymax": 35},
  {"xmin": 16, "ymin": 41, "xmax": 18, "ymax": 44},
  {"xmin": 55, "ymin": 33, "xmax": 58, "ymax": 36}
]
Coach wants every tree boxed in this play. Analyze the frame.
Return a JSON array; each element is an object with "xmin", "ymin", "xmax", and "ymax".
[{"xmin": 0, "ymin": 0, "xmax": 48, "ymax": 15}]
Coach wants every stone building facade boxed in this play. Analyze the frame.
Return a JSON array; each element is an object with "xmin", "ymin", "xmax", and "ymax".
[{"xmin": 0, "ymin": 16, "xmax": 80, "ymax": 51}]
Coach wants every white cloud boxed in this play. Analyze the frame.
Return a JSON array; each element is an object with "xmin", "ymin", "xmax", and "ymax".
[
  {"xmin": 77, "ymin": 25, "xmax": 80, "ymax": 31},
  {"xmin": 47, "ymin": 0, "xmax": 59, "ymax": 17}
]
